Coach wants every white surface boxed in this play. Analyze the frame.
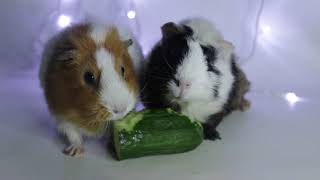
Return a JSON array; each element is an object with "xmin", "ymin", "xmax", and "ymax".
[{"xmin": 1, "ymin": 0, "xmax": 320, "ymax": 179}]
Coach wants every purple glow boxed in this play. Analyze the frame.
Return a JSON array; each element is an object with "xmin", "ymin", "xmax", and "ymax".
[
  {"xmin": 61, "ymin": 0, "xmax": 75, "ymax": 3},
  {"xmin": 135, "ymin": 102, "xmax": 145, "ymax": 111}
]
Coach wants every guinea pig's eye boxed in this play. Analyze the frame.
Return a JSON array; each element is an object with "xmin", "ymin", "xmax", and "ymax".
[
  {"xmin": 121, "ymin": 66, "xmax": 125, "ymax": 78},
  {"xmin": 84, "ymin": 71, "xmax": 95, "ymax": 85},
  {"xmin": 173, "ymin": 78, "xmax": 180, "ymax": 86}
]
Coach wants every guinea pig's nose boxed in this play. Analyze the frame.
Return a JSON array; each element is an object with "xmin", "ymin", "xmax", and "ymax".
[
  {"xmin": 178, "ymin": 80, "xmax": 192, "ymax": 98},
  {"xmin": 181, "ymin": 80, "xmax": 192, "ymax": 89},
  {"xmin": 112, "ymin": 107, "xmax": 126, "ymax": 114}
]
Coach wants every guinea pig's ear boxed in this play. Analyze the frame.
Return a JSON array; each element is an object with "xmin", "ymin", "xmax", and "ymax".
[
  {"xmin": 182, "ymin": 25, "xmax": 194, "ymax": 36},
  {"xmin": 123, "ymin": 39, "xmax": 133, "ymax": 48},
  {"xmin": 161, "ymin": 22, "xmax": 180, "ymax": 39},
  {"xmin": 53, "ymin": 40, "xmax": 75, "ymax": 62}
]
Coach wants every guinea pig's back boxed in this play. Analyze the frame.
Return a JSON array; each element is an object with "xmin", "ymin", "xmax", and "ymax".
[
  {"xmin": 39, "ymin": 34, "xmax": 60, "ymax": 89},
  {"xmin": 180, "ymin": 18, "xmax": 223, "ymax": 46}
]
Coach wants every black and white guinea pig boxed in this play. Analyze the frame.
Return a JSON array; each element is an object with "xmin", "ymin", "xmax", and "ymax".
[{"xmin": 141, "ymin": 18, "xmax": 250, "ymax": 140}]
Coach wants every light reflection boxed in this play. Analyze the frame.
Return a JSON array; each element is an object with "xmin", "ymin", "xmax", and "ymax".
[
  {"xmin": 284, "ymin": 92, "xmax": 301, "ymax": 107},
  {"xmin": 261, "ymin": 24, "xmax": 271, "ymax": 35},
  {"xmin": 61, "ymin": 0, "xmax": 75, "ymax": 3},
  {"xmin": 57, "ymin": 15, "xmax": 72, "ymax": 28},
  {"xmin": 127, "ymin": 10, "xmax": 136, "ymax": 19}
]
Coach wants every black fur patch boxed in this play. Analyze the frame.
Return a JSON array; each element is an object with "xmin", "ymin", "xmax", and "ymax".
[
  {"xmin": 203, "ymin": 55, "xmax": 238, "ymax": 140},
  {"xmin": 200, "ymin": 45, "xmax": 221, "ymax": 98},
  {"xmin": 141, "ymin": 28, "xmax": 193, "ymax": 109},
  {"xmin": 213, "ymin": 83, "xmax": 220, "ymax": 98},
  {"xmin": 202, "ymin": 112, "xmax": 224, "ymax": 140},
  {"xmin": 223, "ymin": 54, "xmax": 239, "ymax": 115},
  {"xmin": 200, "ymin": 45, "xmax": 220, "ymax": 75},
  {"xmin": 181, "ymin": 25, "xmax": 194, "ymax": 37}
]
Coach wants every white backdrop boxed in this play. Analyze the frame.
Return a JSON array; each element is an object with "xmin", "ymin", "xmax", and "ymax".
[{"xmin": 0, "ymin": 0, "xmax": 263, "ymax": 73}]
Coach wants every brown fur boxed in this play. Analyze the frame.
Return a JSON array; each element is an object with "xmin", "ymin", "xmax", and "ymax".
[
  {"xmin": 231, "ymin": 66, "xmax": 251, "ymax": 112},
  {"xmin": 104, "ymin": 27, "xmax": 139, "ymax": 95},
  {"xmin": 43, "ymin": 24, "xmax": 137, "ymax": 134}
]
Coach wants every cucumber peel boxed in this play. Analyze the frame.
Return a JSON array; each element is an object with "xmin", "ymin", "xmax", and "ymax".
[{"xmin": 113, "ymin": 108, "xmax": 203, "ymax": 160}]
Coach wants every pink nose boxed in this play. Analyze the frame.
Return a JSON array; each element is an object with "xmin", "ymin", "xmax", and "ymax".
[
  {"xmin": 178, "ymin": 80, "xmax": 191, "ymax": 97},
  {"xmin": 181, "ymin": 81, "xmax": 191, "ymax": 89}
]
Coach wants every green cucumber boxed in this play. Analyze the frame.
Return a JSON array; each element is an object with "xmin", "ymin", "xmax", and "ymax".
[{"xmin": 113, "ymin": 108, "xmax": 203, "ymax": 160}]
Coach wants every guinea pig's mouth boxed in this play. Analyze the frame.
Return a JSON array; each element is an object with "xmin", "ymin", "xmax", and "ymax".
[
  {"xmin": 108, "ymin": 105, "xmax": 132, "ymax": 121},
  {"xmin": 173, "ymin": 99, "xmax": 183, "ymax": 105},
  {"xmin": 167, "ymin": 95, "xmax": 186, "ymax": 106},
  {"xmin": 91, "ymin": 104, "xmax": 113, "ymax": 122},
  {"xmin": 109, "ymin": 112, "xmax": 128, "ymax": 121},
  {"xmin": 171, "ymin": 96, "xmax": 189, "ymax": 103}
]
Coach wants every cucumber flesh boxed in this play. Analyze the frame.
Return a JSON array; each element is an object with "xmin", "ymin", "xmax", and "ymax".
[{"xmin": 113, "ymin": 108, "xmax": 203, "ymax": 160}]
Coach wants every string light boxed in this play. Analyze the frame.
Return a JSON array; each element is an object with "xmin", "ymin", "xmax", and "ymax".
[
  {"xmin": 57, "ymin": 15, "xmax": 71, "ymax": 28},
  {"xmin": 284, "ymin": 92, "xmax": 301, "ymax": 107},
  {"xmin": 239, "ymin": 0, "xmax": 265, "ymax": 65},
  {"xmin": 127, "ymin": 10, "xmax": 136, "ymax": 19},
  {"xmin": 261, "ymin": 24, "xmax": 271, "ymax": 34}
]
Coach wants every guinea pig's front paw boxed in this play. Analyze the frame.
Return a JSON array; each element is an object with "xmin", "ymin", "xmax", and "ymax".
[
  {"xmin": 202, "ymin": 123, "xmax": 221, "ymax": 141},
  {"xmin": 204, "ymin": 130, "xmax": 221, "ymax": 141},
  {"xmin": 63, "ymin": 145, "xmax": 84, "ymax": 157}
]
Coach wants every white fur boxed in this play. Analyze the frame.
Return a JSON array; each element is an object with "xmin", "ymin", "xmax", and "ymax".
[
  {"xmin": 169, "ymin": 40, "xmax": 213, "ymax": 102},
  {"xmin": 180, "ymin": 18, "xmax": 223, "ymax": 46},
  {"xmin": 90, "ymin": 24, "xmax": 143, "ymax": 75},
  {"xmin": 89, "ymin": 24, "xmax": 109, "ymax": 45},
  {"xmin": 95, "ymin": 47, "xmax": 137, "ymax": 120},
  {"xmin": 117, "ymin": 27, "xmax": 144, "ymax": 75},
  {"xmin": 169, "ymin": 39, "xmax": 234, "ymax": 123},
  {"xmin": 89, "ymin": 25, "xmax": 141, "ymax": 121},
  {"xmin": 57, "ymin": 121, "xmax": 83, "ymax": 146}
]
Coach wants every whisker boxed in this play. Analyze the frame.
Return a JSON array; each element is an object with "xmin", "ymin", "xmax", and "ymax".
[
  {"xmin": 106, "ymin": 121, "xmax": 111, "ymax": 129},
  {"xmin": 161, "ymin": 51, "xmax": 174, "ymax": 71},
  {"xmin": 138, "ymin": 100, "xmax": 155, "ymax": 104},
  {"xmin": 147, "ymin": 71, "xmax": 172, "ymax": 78},
  {"xmin": 168, "ymin": 100, "xmax": 176, "ymax": 106},
  {"xmin": 147, "ymin": 75, "xmax": 171, "ymax": 81},
  {"xmin": 148, "ymin": 67, "xmax": 173, "ymax": 75},
  {"xmin": 140, "ymin": 81, "xmax": 148, "ymax": 93}
]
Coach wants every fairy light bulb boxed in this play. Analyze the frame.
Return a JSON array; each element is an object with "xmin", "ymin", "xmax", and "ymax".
[
  {"xmin": 127, "ymin": 10, "xmax": 136, "ymax": 19},
  {"xmin": 57, "ymin": 15, "xmax": 71, "ymax": 28},
  {"xmin": 284, "ymin": 92, "xmax": 301, "ymax": 107}
]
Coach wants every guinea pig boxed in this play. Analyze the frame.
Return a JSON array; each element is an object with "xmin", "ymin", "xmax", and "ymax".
[
  {"xmin": 182, "ymin": 18, "xmax": 251, "ymax": 112},
  {"xmin": 39, "ymin": 23, "xmax": 143, "ymax": 157},
  {"xmin": 141, "ymin": 18, "xmax": 250, "ymax": 141}
]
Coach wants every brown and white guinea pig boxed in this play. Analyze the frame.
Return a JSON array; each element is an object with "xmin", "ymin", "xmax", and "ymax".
[
  {"xmin": 141, "ymin": 18, "xmax": 250, "ymax": 141},
  {"xmin": 39, "ymin": 23, "xmax": 143, "ymax": 157}
]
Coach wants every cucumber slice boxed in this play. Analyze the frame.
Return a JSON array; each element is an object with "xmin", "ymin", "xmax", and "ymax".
[{"xmin": 113, "ymin": 108, "xmax": 203, "ymax": 160}]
